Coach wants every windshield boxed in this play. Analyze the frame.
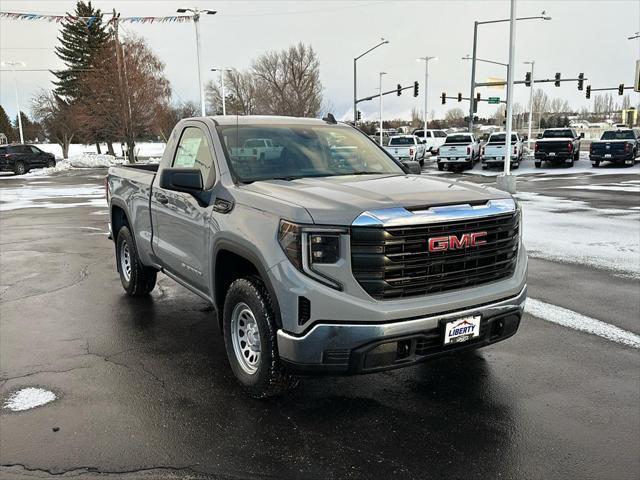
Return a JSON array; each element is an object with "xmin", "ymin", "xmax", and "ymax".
[
  {"xmin": 445, "ymin": 135, "xmax": 472, "ymax": 144},
  {"xmin": 488, "ymin": 134, "xmax": 518, "ymax": 144},
  {"xmin": 216, "ymin": 124, "xmax": 405, "ymax": 182},
  {"xmin": 601, "ymin": 130, "xmax": 634, "ymax": 140},
  {"xmin": 542, "ymin": 130, "xmax": 573, "ymax": 138},
  {"xmin": 389, "ymin": 137, "xmax": 415, "ymax": 146}
]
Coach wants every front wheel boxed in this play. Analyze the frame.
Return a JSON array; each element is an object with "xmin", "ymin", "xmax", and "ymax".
[
  {"xmin": 46, "ymin": 159, "xmax": 56, "ymax": 168},
  {"xmin": 223, "ymin": 277, "xmax": 298, "ymax": 398},
  {"xmin": 13, "ymin": 161, "xmax": 26, "ymax": 175},
  {"xmin": 116, "ymin": 226, "xmax": 157, "ymax": 296}
]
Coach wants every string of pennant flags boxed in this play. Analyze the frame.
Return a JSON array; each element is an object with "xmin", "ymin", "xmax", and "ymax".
[{"xmin": 0, "ymin": 11, "xmax": 193, "ymax": 25}]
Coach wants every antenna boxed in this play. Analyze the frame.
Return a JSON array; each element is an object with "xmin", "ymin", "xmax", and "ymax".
[{"xmin": 322, "ymin": 113, "xmax": 337, "ymax": 124}]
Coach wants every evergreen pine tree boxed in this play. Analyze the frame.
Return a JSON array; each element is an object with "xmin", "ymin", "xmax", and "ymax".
[
  {"xmin": 53, "ymin": 1, "xmax": 109, "ymax": 100},
  {"xmin": 0, "ymin": 105, "xmax": 17, "ymax": 142}
]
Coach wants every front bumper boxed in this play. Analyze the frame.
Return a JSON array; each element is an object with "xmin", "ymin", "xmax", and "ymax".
[{"xmin": 277, "ymin": 285, "xmax": 527, "ymax": 374}]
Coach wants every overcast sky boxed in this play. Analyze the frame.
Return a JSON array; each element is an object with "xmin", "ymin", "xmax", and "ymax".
[{"xmin": 1, "ymin": 0, "xmax": 639, "ymax": 123}]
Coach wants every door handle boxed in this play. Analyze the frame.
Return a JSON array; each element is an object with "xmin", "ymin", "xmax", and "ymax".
[{"xmin": 156, "ymin": 193, "xmax": 169, "ymax": 205}]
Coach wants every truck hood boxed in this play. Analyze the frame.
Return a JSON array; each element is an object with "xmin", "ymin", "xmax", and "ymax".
[{"xmin": 242, "ymin": 174, "xmax": 508, "ymax": 225}]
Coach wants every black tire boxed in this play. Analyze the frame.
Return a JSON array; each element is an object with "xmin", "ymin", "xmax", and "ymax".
[
  {"xmin": 437, "ymin": 163, "xmax": 444, "ymax": 171},
  {"xmin": 223, "ymin": 277, "xmax": 298, "ymax": 398},
  {"xmin": 13, "ymin": 161, "xmax": 26, "ymax": 175},
  {"xmin": 481, "ymin": 165, "xmax": 488, "ymax": 170},
  {"xmin": 46, "ymin": 159, "xmax": 56, "ymax": 168},
  {"xmin": 419, "ymin": 158, "xmax": 424, "ymax": 166},
  {"xmin": 566, "ymin": 158, "xmax": 574, "ymax": 168},
  {"xmin": 573, "ymin": 150, "xmax": 580, "ymax": 161},
  {"xmin": 535, "ymin": 162, "xmax": 542, "ymax": 168},
  {"xmin": 512, "ymin": 162, "xmax": 520, "ymax": 170},
  {"xmin": 592, "ymin": 161, "xmax": 600, "ymax": 168},
  {"xmin": 116, "ymin": 226, "xmax": 157, "ymax": 296}
]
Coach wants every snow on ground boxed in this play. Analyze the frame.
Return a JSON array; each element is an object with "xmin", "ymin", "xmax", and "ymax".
[
  {"xmin": 0, "ymin": 184, "xmax": 106, "ymax": 211},
  {"xmin": 34, "ymin": 142, "xmax": 165, "ymax": 160},
  {"xmin": 3, "ymin": 387, "xmax": 56, "ymax": 412},
  {"xmin": 517, "ymin": 191, "xmax": 640, "ymax": 279},
  {"xmin": 525, "ymin": 298, "xmax": 640, "ymax": 349}
]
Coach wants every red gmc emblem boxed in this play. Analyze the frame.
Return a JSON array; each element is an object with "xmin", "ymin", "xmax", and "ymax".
[{"xmin": 428, "ymin": 232, "xmax": 487, "ymax": 252}]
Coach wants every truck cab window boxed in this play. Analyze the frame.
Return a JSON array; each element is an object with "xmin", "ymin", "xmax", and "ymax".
[{"xmin": 173, "ymin": 127, "xmax": 214, "ymax": 183}]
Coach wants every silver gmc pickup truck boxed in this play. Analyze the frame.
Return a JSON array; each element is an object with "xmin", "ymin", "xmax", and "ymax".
[{"xmin": 107, "ymin": 115, "xmax": 527, "ymax": 397}]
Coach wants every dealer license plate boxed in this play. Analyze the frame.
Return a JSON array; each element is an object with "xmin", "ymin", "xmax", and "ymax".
[
  {"xmin": 443, "ymin": 316, "xmax": 481, "ymax": 345},
  {"xmin": 548, "ymin": 152, "xmax": 556, "ymax": 156}
]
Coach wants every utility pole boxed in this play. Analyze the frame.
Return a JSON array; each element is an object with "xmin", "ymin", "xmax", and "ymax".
[
  {"xmin": 379, "ymin": 72, "xmax": 387, "ymax": 146},
  {"xmin": 524, "ymin": 60, "xmax": 535, "ymax": 150},
  {"xmin": 177, "ymin": 7, "xmax": 217, "ymax": 116}
]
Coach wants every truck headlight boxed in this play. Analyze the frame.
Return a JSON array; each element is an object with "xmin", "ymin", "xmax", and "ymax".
[{"xmin": 278, "ymin": 220, "xmax": 346, "ymax": 289}]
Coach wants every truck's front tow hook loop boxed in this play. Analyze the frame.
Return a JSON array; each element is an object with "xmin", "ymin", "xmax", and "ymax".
[{"xmin": 213, "ymin": 198, "xmax": 234, "ymax": 214}]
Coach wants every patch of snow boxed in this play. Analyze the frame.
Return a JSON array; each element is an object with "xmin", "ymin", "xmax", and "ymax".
[
  {"xmin": 0, "ymin": 184, "xmax": 106, "ymax": 211},
  {"xmin": 560, "ymin": 184, "xmax": 640, "ymax": 193},
  {"xmin": 33, "ymin": 142, "xmax": 165, "ymax": 160},
  {"xmin": 3, "ymin": 387, "xmax": 57, "ymax": 411},
  {"xmin": 525, "ymin": 298, "xmax": 640, "ymax": 349},
  {"xmin": 517, "ymin": 192, "xmax": 640, "ymax": 278}
]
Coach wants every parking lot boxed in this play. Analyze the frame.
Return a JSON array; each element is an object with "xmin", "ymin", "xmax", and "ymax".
[{"xmin": 1, "ymin": 160, "xmax": 638, "ymax": 479}]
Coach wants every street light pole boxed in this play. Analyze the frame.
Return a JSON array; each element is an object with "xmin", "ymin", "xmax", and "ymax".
[
  {"xmin": 177, "ymin": 7, "xmax": 217, "ymax": 116},
  {"xmin": 212, "ymin": 68, "xmax": 233, "ymax": 115},
  {"xmin": 379, "ymin": 72, "xmax": 387, "ymax": 146},
  {"xmin": 417, "ymin": 56, "xmax": 437, "ymax": 134},
  {"xmin": 524, "ymin": 60, "xmax": 535, "ymax": 150},
  {"xmin": 1, "ymin": 61, "xmax": 25, "ymax": 143},
  {"xmin": 354, "ymin": 38, "xmax": 389, "ymax": 123},
  {"xmin": 468, "ymin": 12, "xmax": 551, "ymax": 133},
  {"xmin": 499, "ymin": 0, "xmax": 517, "ymax": 191}
]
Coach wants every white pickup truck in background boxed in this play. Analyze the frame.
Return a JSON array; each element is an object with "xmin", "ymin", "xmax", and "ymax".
[
  {"xmin": 230, "ymin": 138, "xmax": 283, "ymax": 160},
  {"xmin": 384, "ymin": 135, "xmax": 426, "ymax": 164},
  {"xmin": 436, "ymin": 133, "xmax": 480, "ymax": 171},
  {"xmin": 412, "ymin": 129, "xmax": 448, "ymax": 153},
  {"xmin": 481, "ymin": 132, "xmax": 523, "ymax": 170}
]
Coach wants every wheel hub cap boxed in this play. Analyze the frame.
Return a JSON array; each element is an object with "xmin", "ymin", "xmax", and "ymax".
[{"xmin": 230, "ymin": 302, "xmax": 261, "ymax": 375}]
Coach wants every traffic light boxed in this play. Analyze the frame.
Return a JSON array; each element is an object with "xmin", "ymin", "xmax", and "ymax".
[
  {"xmin": 413, "ymin": 81, "xmax": 419, "ymax": 97},
  {"xmin": 476, "ymin": 92, "xmax": 481, "ymax": 102},
  {"xmin": 397, "ymin": 84, "xmax": 402, "ymax": 96},
  {"xmin": 586, "ymin": 85, "xmax": 591, "ymax": 99},
  {"xmin": 457, "ymin": 92, "xmax": 462, "ymax": 102},
  {"xmin": 618, "ymin": 84, "xmax": 624, "ymax": 95},
  {"xmin": 441, "ymin": 92, "xmax": 446, "ymax": 104},
  {"xmin": 577, "ymin": 73, "xmax": 584, "ymax": 91},
  {"xmin": 356, "ymin": 110, "xmax": 362, "ymax": 121},
  {"xmin": 554, "ymin": 72, "xmax": 561, "ymax": 87},
  {"xmin": 525, "ymin": 71, "xmax": 531, "ymax": 87}
]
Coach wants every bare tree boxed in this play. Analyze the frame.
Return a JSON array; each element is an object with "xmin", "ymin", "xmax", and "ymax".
[
  {"xmin": 32, "ymin": 90, "xmax": 80, "ymax": 159},
  {"xmin": 252, "ymin": 43, "xmax": 322, "ymax": 117},
  {"xmin": 444, "ymin": 108, "xmax": 466, "ymax": 127},
  {"xmin": 206, "ymin": 70, "xmax": 258, "ymax": 115},
  {"xmin": 155, "ymin": 101, "xmax": 199, "ymax": 142}
]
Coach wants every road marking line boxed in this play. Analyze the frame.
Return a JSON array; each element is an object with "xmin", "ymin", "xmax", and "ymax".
[{"xmin": 525, "ymin": 298, "xmax": 640, "ymax": 349}]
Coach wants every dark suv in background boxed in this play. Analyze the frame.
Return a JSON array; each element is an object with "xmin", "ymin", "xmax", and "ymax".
[{"xmin": 0, "ymin": 144, "xmax": 56, "ymax": 175}]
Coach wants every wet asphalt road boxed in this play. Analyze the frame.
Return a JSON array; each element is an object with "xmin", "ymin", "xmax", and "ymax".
[{"xmin": 0, "ymin": 164, "xmax": 638, "ymax": 479}]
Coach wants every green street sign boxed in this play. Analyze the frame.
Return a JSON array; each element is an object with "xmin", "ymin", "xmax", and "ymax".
[{"xmin": 488, "ymin": 97, "xmax": 500, "ymax": 104}]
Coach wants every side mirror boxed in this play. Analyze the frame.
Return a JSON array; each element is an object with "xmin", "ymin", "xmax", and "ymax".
[
  {"xmin": 402, "ymin": 160, "xmax": 422, "ymax": 175},
  {"xmin": 536, "ymin": 133, "xmax": 543, "ymax": 139},
  {"xmin": 580, "ymin": 132, "xmax": 585, "ymax": 138},
  {"xmin": 160, "ymin": 168, "xmax": 203, "ymax": 194}
]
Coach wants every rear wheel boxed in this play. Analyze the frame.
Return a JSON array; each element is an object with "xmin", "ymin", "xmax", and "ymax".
[
  {"xmin": 592, "ymin": 161, "xmax": 600, "ymax": 168},
  {"xmin": 573, "ymin": 149, "xmax": 580, "ymax": 160},
  {"xmin": 437, "ymin": 163, "xmax": 444, "ymax": 171},
  {"xmin": 566, "ymin": 158, "xmax": 574, "ymax": 168},
  {"xmin": 535, "ymin": 161, "xmax": 542, "ymax": 168},
  {"xmin": 13, "ymin": 161, "xmax": 26, "ymax": 175},
  {"xmin": 223, "ymin": 277, "xmax": 298, "ymax": 398},
  {"xmin": 116, "ymin": 226, "xmax": 157, "ymax": 296},
  {"xmin": 512, "ymin": 162, "xmax": 520, "ymax": 170}
]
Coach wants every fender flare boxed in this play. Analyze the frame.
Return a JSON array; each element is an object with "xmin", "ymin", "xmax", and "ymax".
[{"xmin": 211, "ymin": 239, "xmax": 283, "ymax": 329}]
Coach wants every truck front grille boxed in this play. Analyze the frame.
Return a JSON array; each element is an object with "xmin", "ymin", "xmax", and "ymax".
[{"xmin": 351, "ymin": 212, "xmax": 519, "ymax": 300}]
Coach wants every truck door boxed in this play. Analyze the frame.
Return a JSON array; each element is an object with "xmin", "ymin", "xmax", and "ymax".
[{"xmin": 151, "ymin": 123, "xmax": 215, "ymax": 294}]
